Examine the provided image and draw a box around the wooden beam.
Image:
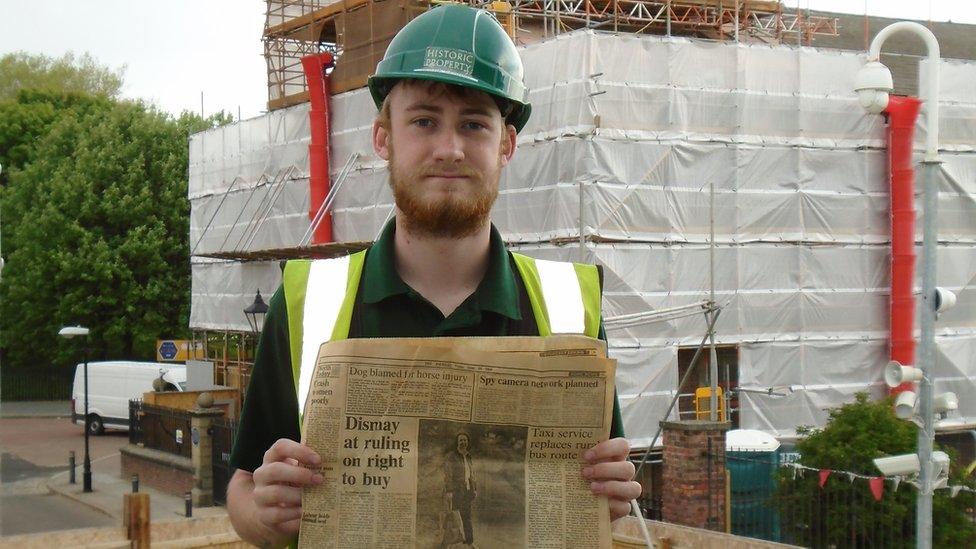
[264,0,371,38]
[124,493,151,548]
[267,90,310,111]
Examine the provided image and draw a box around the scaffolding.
[263,0,838,111]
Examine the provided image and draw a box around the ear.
[373,118,391,161]
[499,124,517,167]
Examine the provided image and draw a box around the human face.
[372,81,517,239]
[457,433,470,453]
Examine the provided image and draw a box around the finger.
[263,439,321,467]
[258,504,303,528]
[609,499,632,521]
[589,480,643,501]
[581,460,636,482]
[253,483,304,507]
[254,461,324,488]
[582,438,630,464]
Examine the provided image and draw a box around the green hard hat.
[367,4,532,132]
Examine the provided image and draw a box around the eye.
[462,120,488,131]
[412,117,434,128]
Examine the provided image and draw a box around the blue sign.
[158,340,179,360]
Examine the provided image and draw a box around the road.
[0,416,128,536]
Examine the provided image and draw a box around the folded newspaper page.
[299,336,616,548]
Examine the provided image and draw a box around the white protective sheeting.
[188,30,976,441]
[190,258,283,332]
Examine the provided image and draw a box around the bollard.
[69,451,76,484]
[184,491,192,517]
[132,474,139,493]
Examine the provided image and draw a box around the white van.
[71,361,186,435]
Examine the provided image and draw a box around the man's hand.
[227,439,322,547]
[581,438,642,521]
[253,439,323,536]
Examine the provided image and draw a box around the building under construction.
[188,0,976,446]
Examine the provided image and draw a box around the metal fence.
[128,400,192,458]
[211,415,238,505]
[1,368,72,401]
[724,453,976,548]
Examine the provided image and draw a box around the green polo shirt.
[230,222,624,474]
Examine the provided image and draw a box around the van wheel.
[87,414,104,436]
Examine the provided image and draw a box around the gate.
[211,415,237,505]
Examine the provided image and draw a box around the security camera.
[933,392,958,415]
[874,453,921,476]
[932,451,951,489]
[894,391,917,420]
[935,287,957,315]
[884,361,924,388]
[854,60,893,114]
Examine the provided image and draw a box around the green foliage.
[0,90,112,184]
[779,393,975,547]
[0,53,229,399]
[0,52,124,101]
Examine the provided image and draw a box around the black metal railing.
[128,400,192,458]
[1,368,72,400]
[211,415,238,505]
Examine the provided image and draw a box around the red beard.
[390,149,500,239]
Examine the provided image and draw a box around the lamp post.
[244,289,269,334]
[59,325,92,493]
[855,22,941,549]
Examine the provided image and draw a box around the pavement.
[1,401,228,533]
[45,451,228,524]
[0,400,72,419]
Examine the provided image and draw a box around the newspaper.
[298,335,616,549]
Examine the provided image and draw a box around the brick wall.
[661,420,729,531]
[121,445,193,497]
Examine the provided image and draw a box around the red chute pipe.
[884,95,922,395]
[301,52,335,244]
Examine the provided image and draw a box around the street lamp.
[59,325,92,493]
[856,21,944,549]
[244,289,269,334]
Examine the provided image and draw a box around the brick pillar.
[190,392,224,507]
[661,420,730,531]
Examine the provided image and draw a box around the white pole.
[709,181,718,421]
[867,22,940,160]
[866,21,941,549]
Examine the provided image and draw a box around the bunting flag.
[818,469,831,488]
[775,461,974,497]
[869,477,885,501]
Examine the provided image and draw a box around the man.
[445,432,476,547]
[226,5,641,547]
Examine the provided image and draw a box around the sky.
[0,0,267,120]
[0,1,973,121]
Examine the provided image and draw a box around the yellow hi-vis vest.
[282,251,602,416]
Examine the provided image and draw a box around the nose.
[431,128,465,164]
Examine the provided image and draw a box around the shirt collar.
[361,219,522,321]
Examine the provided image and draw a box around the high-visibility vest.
[282,251,602,416]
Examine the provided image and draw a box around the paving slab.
[46,453,227,523]
[0,400,71,419]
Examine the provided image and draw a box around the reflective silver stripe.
[298,255,350,413]
[535,258,585,334]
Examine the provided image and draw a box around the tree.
[0,52,124,101]
[0,53,230,399]
[778,393,975,547]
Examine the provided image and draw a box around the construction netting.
[188,30,976,440]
